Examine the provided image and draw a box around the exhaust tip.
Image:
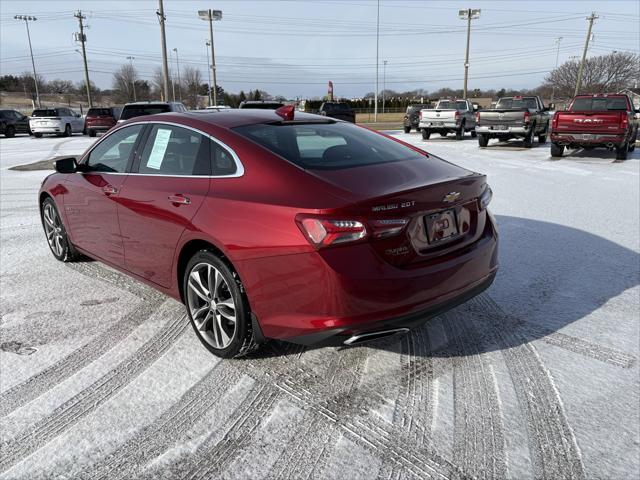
[343,328,410,346]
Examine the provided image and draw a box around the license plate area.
[581,133,595,140]
[425,209,459,244]
[493,125,508,130]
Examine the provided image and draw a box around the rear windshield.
[87,108,112,117]
[323,103,350,112]
[120,104,171,120]
[437,101,467,110]
[32,109,58,117]
[570,97,628,111]
[234,122,424,170]
[495,97,538,109]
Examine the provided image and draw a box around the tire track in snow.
[473,294,587,480]
[0,263,164,417]
[0,314,187,474]
[266,343,372,479]
[85,343,304,480]
[440,312,507,479]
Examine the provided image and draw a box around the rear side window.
[120,104,171,120]
[234,122,424,170]
[570,97,628,111]
[86,125,144,173]
[88,108,112,117]
[138,124,210,176]
[32,109,58,117]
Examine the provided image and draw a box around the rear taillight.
[620,115,629,130]
[552,112,559,130]
[475,112,480,125]
[296,215,409,248]
[523,111,530,125]
[419,111,424,120]
[297,216,367,248]
[479,186,493,210]
[455,111,460,123]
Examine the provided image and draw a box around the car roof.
[128,109,334,129]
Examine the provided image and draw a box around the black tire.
[550,143,564,158]
[629,134,636,152]
[471,129,477,138]
[34,132,43,138]
[439,132,447,137]
[89,129,97,137]
[63,124,72,137]
[523,126,534,148]
[41,197,79,262]
[4,125,15,138]
[538,131,547,144]
[403,126,411,133]
[478,133,489,147]
[455,124,464,140]
[615,142,629,161]
[183,250,257,358]
[422,129,431,140]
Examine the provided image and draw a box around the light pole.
[382,60,387,114]
[198,9,222,106]
[550,37,563,103]
[172,47,182,101]
[126,56,137,101]
[169,49,176,101]
[14,15,40,107]
[205,40,213,106]
[459,8,481,99]
[374,0,380,122]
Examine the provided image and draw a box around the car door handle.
[102,185,118,195]
[168,194,191,205]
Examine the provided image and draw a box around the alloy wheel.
[43,203,65,257]
[186,262,237,349]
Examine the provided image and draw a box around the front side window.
[138,124,210,176]
[234,122,424,170]
[86,125,144,173]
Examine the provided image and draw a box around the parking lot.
[1,132,639,479]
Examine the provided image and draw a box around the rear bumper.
[551,132,627,147]
[85,124,114,131]
[419,121,458,130]
[239,213,499,345]
[476,126,528,135]
[30,126,63,134]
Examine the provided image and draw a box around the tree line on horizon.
[1,52,637,109]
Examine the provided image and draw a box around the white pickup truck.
[418,99,477,140]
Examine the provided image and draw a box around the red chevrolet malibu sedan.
[39,107,498,358]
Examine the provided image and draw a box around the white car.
[29,107,85,137]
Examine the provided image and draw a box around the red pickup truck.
[550,94,639,160]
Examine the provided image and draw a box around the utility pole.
[173,48,182,101]
[550,36,563,103]
[126,56,137,101]
[157,0,170,102]
[199,9,222,107]
[459,8,481,100]
[14,15,40,107]
[374,0,380,122]
[74,11,92,107]
[382,60,387,114]
[205,40,213,106]
[575,12,598,96]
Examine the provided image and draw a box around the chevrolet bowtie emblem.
[443,192,461,203]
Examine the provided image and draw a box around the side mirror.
[55,157,78,174]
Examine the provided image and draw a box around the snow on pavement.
[0,132,638,479]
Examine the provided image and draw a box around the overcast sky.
[1,0,638,99]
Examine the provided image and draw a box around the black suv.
[403,104,430,133]
[0,109,31,137]
[239,101,284,110]
[118,101,187,123]
[318,102,355,123]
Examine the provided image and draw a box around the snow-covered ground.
[0,132,638,479]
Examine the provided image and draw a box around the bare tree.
[182,66,203,109]
[112,64,137,103]
[47,79,75,94]
[544,52,640,99]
